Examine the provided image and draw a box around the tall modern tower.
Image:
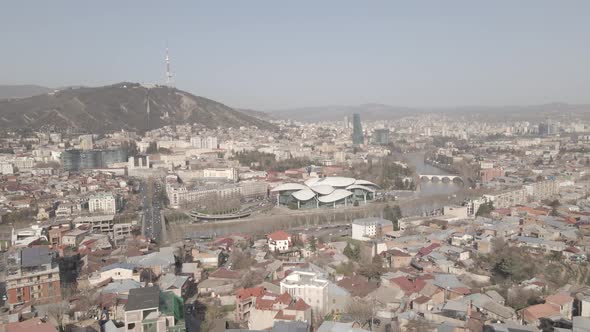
[352,113,364,145]
[165,48,173,86]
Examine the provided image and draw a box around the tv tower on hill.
[146,90,151,131]
[165,48,173,87]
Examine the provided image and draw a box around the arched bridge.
[418,174,463,183]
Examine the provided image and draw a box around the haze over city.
[2,1,590,109]
[2,2,590,332]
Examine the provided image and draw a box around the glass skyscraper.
[352,113,364,145]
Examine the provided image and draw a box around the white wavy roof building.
[271,177,379,204]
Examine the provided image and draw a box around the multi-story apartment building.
[483,188,527,209]
[280,270,329,315]
[524,180,559,202]
[73,215,135,240]
[0,161,14,175]
[6,247,61,307]
[166,184,241,209]
[479,167,505,183]
[203,168,238,182]
[190,136,218,149]
[351,217,393,241]
[13,157,35,170]
[88,193,118,214]
[55,202,83,219]
[124,286,182,332]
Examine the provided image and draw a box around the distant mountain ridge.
[0,85,54,99]
[0,82,275,133]
[267,102,590,122]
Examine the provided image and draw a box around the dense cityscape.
[3,2,590,332]
[0,103,590,332]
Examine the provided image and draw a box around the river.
[403,151,463,197]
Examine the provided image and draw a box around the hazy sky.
[1,1,589,109]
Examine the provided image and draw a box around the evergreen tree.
[343,242,354,259]
[351,243,361,261]
[309,236,317,252]
[476,201,494,217]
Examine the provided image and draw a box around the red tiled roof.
[268,230,291,241]
[255,292,292,310]
[565,247,581,254]
[274,310,296,320]
[524,303,560,320]
[391,277,426,295]
[413,295,431,305]
[289,298,311,311]
[212,237,234,247]
[418,243,440,256]
[337,276,378,297]
[82,238,98,246]
[236,287,266,299]
[277,292,292,305]
[546,294,573,305]
[450,287,471,295]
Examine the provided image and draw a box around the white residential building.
[351,217,393,241]
[483,188,527,209]
[280,270,329,315]
[203,168,238,181]
[524,180,559,202]
[190,136,218,149]
[0,162,14,175]
[88,193,118,214]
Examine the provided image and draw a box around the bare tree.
[46,301,70,331]
[229,250,256,270]
[241,271,264,288]
[346,298,372,327]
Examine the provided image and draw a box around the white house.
[267,231,292,252]
[89,263,140,285]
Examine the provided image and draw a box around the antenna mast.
[165,48,173,86]
[146,90,150,131]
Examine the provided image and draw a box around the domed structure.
[270,176,379,209]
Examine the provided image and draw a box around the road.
[184,302,201,332]
[140,179,164,242]
[290,224,350,242]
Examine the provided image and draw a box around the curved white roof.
[270,183,308,192]
[346,184,376,193]
[353,179,379,188]
[317,189,353,203]
[304,177,321,187]
[310,185,335,195]
[291,189,316,201]
[315,177,356,188]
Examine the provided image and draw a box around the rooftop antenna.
[165,48,173,87]
[146,90,151,131]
